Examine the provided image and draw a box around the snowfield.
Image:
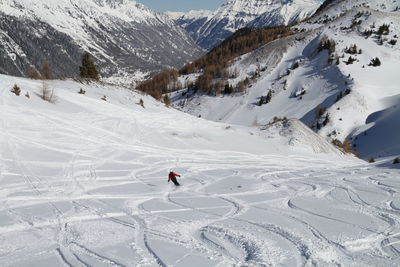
[1,75,400,266]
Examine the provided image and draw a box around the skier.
[168,171,181,186]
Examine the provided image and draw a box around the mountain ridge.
[169,0,320,50]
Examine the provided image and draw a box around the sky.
[136,0,224,12]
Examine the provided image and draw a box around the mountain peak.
[174,0,320,50]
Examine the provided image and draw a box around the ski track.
[1,91,400,266]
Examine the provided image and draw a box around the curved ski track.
[1,89,400,266]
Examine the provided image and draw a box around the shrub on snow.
[11,84,21,96]
[368,57,381,67]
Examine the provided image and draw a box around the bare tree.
[29,67,41,79]
[41,61,52,80]
[40,81,57,103]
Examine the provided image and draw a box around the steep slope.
[171,0,400,159]
[261,118,346,155]
[2,74,400,266]
[173,0,320,50]
[0,0,202,82]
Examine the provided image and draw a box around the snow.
[1,73,400,266]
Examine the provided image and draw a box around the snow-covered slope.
[0,0,202,82]
[261,118,346,155]
[172,0,400,160]
[2,73,400,266]
[173,0,320,50]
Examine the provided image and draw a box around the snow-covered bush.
[137,98,145,108]
[259,90,272,106]
[345,44,360,55]
[294,88,306,98]
[377,24,390,35]
[346,56,356,65]
[322,114,330,126]
[11,84,21,96]
[269,116,288,124]
[363,29,373,38]
[319,36,336,54]
[368,57,381,67]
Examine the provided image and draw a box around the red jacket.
[168,172,180,181]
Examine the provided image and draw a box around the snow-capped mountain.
[172,0,320,50]
[171,0,400,160]
[0,0,202,82]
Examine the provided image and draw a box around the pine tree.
[80,52,99,80]
[266,89,272,103]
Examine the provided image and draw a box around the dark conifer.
[80,52,99,80]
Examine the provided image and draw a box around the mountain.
[165,0,400,160]
[171,0,320,50]
[0,0,202,83]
